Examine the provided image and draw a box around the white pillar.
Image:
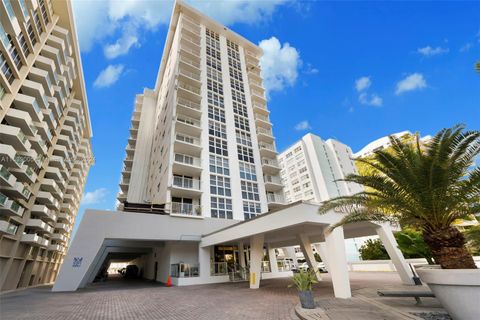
[238,242,246,269]
[249,234,264,289]
[313,243,329,271]
[284,247,298,268]
[376,223,415,285]
[198,245,211,281]
[267,244,279,274]
[324,226,351,298]
[297,234,321,281]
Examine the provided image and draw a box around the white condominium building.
[0,0,92,291]
[354,130,432,159]
[278,133,362,204]
[117,0,283,220]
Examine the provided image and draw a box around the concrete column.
[238,242,246,269]
[198,245,211,281]
[324,226,351,298]
[249,234,264,289]
[267,244,279,274]
[283,247,298,268]
[313,243,329,271]
[376,223,415,285]
[297,234,321,281]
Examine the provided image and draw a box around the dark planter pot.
[298,290,315,309]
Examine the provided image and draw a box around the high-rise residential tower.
[0,0,92,291]
[117,1,283,220]
[278,133,362,204]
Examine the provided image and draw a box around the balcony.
[21,233,49,247]
[55,222,69,233]
[51,232,67,243]
[178,54,201,73]
[177,97,201,118]
[21,79,49,109]
[263,175,283,192]
[26,218,53,234]
[178,68,201,89]
[29,66,55,96]
[174,133,202,156]
[28,135,48,155]
[36,191,60,210]
[45,166,65,187]
[47,243,64,252]
[179,42,200,61]
[176,115,201,137]
[61,203,75,216]
[0,164,17,187]
[181,20,201,37]
[266,192,285,208]
[171,176,201,197]
[181,30,201,48]
[10,164,37,184]
[173,154,202,176]
[41,178,63,199]
[254,113,271,127]
[248,69,262,83]
[177,81,201,102]
[2,181,31,201]
[0,220,18,236]
[261,158,281,174]
[119,178,129,193]
[31,204,57,222]
[0,193,24,217]
[259,143,277,158]
[256,127,274,143]
[57,212,73,224]
[13,93,43,122]
[4,108,37,138]
[0,125,31,152]
[249,79,264,91]
[252,101,269,116]
[168,202,202,218]
[63,194,76,204]
[0,144,21,169]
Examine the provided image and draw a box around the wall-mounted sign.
[73,257,83,268]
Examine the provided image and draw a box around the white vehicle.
[294,262,327,273]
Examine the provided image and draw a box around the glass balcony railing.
[172,176,200,190]
[0,192,7,206]
[170,202,201,216]
[0,166,11,180]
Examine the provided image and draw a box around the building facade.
[0,0,92,291]
[278,133,362,204]
[117,1,283,220]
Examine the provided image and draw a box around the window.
[207,78,223,95]
[210,175,231,196]
[174,153,194,165]
[209,155,229,175]
[211,197,232,219]
[209,120,227,139]
[234,115,249,131]
[235,130,252,147]
[207,66,222,82]
[207,91,224,108]
[243,201,261,220]
[239,162,257,181]
[3,0,15,18]
[0,52,14,84]
[232,101,248,117]
[293,186,301,193]
[294,146,302,153]
[237,146,254,163]
[299,166,307,174]
[208,105,225,123]
[209,136,228,156]
[241,181,260,201]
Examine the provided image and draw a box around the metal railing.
[174,153,201,167]
[257,127,273,136]
[259,143,276,152]
[170,263,199,278]
[264,175,282,184]
[255,113,270,122]
[172,176,200,190]
[176,115,201,128]
[178,81,201,95]
[267,193,285,204]
[175,133,200,146]
[170,202,201,216]
[177,97,201,111]
[261,158,280,167]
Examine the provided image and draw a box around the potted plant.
[289,269,318,309]
[318,125,479,320]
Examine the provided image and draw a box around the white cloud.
[73,0,289,57]
[294,120,311,131]
[417,46,449,57]
[395,73,427,95]
[104,33,139,59]
[259,37,300,93]
[359,92,383,107]
[81,188,108,205]
[355,76,371,92]
[459,43,473,53]
[304,63,319,75]
[93,65,125,88]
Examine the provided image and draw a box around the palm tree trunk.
[423,227,477,269]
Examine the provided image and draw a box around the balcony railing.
[267,193,285,204]
[257,127,273,136]
[176,115,201,128]
[174,153,201,167]
[178,81,201,96]
[172,176,200,190]
[169,202,201,216]
[261,158,280,167]
[259,143,276,152]
[264,175,282,185]
[175,133,200,146]
[179,68,200,81]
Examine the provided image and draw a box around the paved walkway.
[0,272,446,320]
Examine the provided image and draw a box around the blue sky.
[71,0,480,233]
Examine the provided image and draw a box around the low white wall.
[348,256,480,272]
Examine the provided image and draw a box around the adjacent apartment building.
[116,1,283,220]
[278,133,362,204]
[0,0,92,291]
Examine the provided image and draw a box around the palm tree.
[318,124,479,269]
[476,61,480,73]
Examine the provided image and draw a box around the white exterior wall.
[117,2,281,220]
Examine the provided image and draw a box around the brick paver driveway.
[0,272,405,320]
